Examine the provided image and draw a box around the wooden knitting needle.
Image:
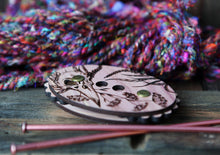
[22,120,220,133]
[11,130,146,155]
[12,125,220,154]
[12,119,220,154]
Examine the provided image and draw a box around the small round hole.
[96,81,108,87]
[112,85,125,91]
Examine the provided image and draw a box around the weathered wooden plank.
[0,88,220,154]
[202,79,220,91]
[167,79,203,91]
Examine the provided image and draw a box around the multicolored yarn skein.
[0,0,219,90]
[200,28,220,81]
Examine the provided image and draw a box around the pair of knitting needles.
[11,119,220,154]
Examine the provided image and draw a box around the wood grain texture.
[202,79,220,91]
[0,88,220,155]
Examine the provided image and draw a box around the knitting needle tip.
[11,144,17,155]
[22,122,27,133]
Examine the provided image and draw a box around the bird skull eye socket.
[72,75,85,82]
[64,80,77,85]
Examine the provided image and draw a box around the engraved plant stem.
[64,87,99,106]
[81,65,102,107]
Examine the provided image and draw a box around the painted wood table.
[0,83,220,154]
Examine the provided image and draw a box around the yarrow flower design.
[108,98,121,107]
[123,92,138,101]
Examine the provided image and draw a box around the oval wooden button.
[47,65,177,117]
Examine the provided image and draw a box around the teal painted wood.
[0,88,220,154]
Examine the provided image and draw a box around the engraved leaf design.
[152,92,167,107]
[107,98,121,107]
[67,95,89,102]
[49,72,61,84]
[134,102,148,111]
[123,92,138,101]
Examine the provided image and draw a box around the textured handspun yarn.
[200,28,220,81]
[0,0,219,90]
